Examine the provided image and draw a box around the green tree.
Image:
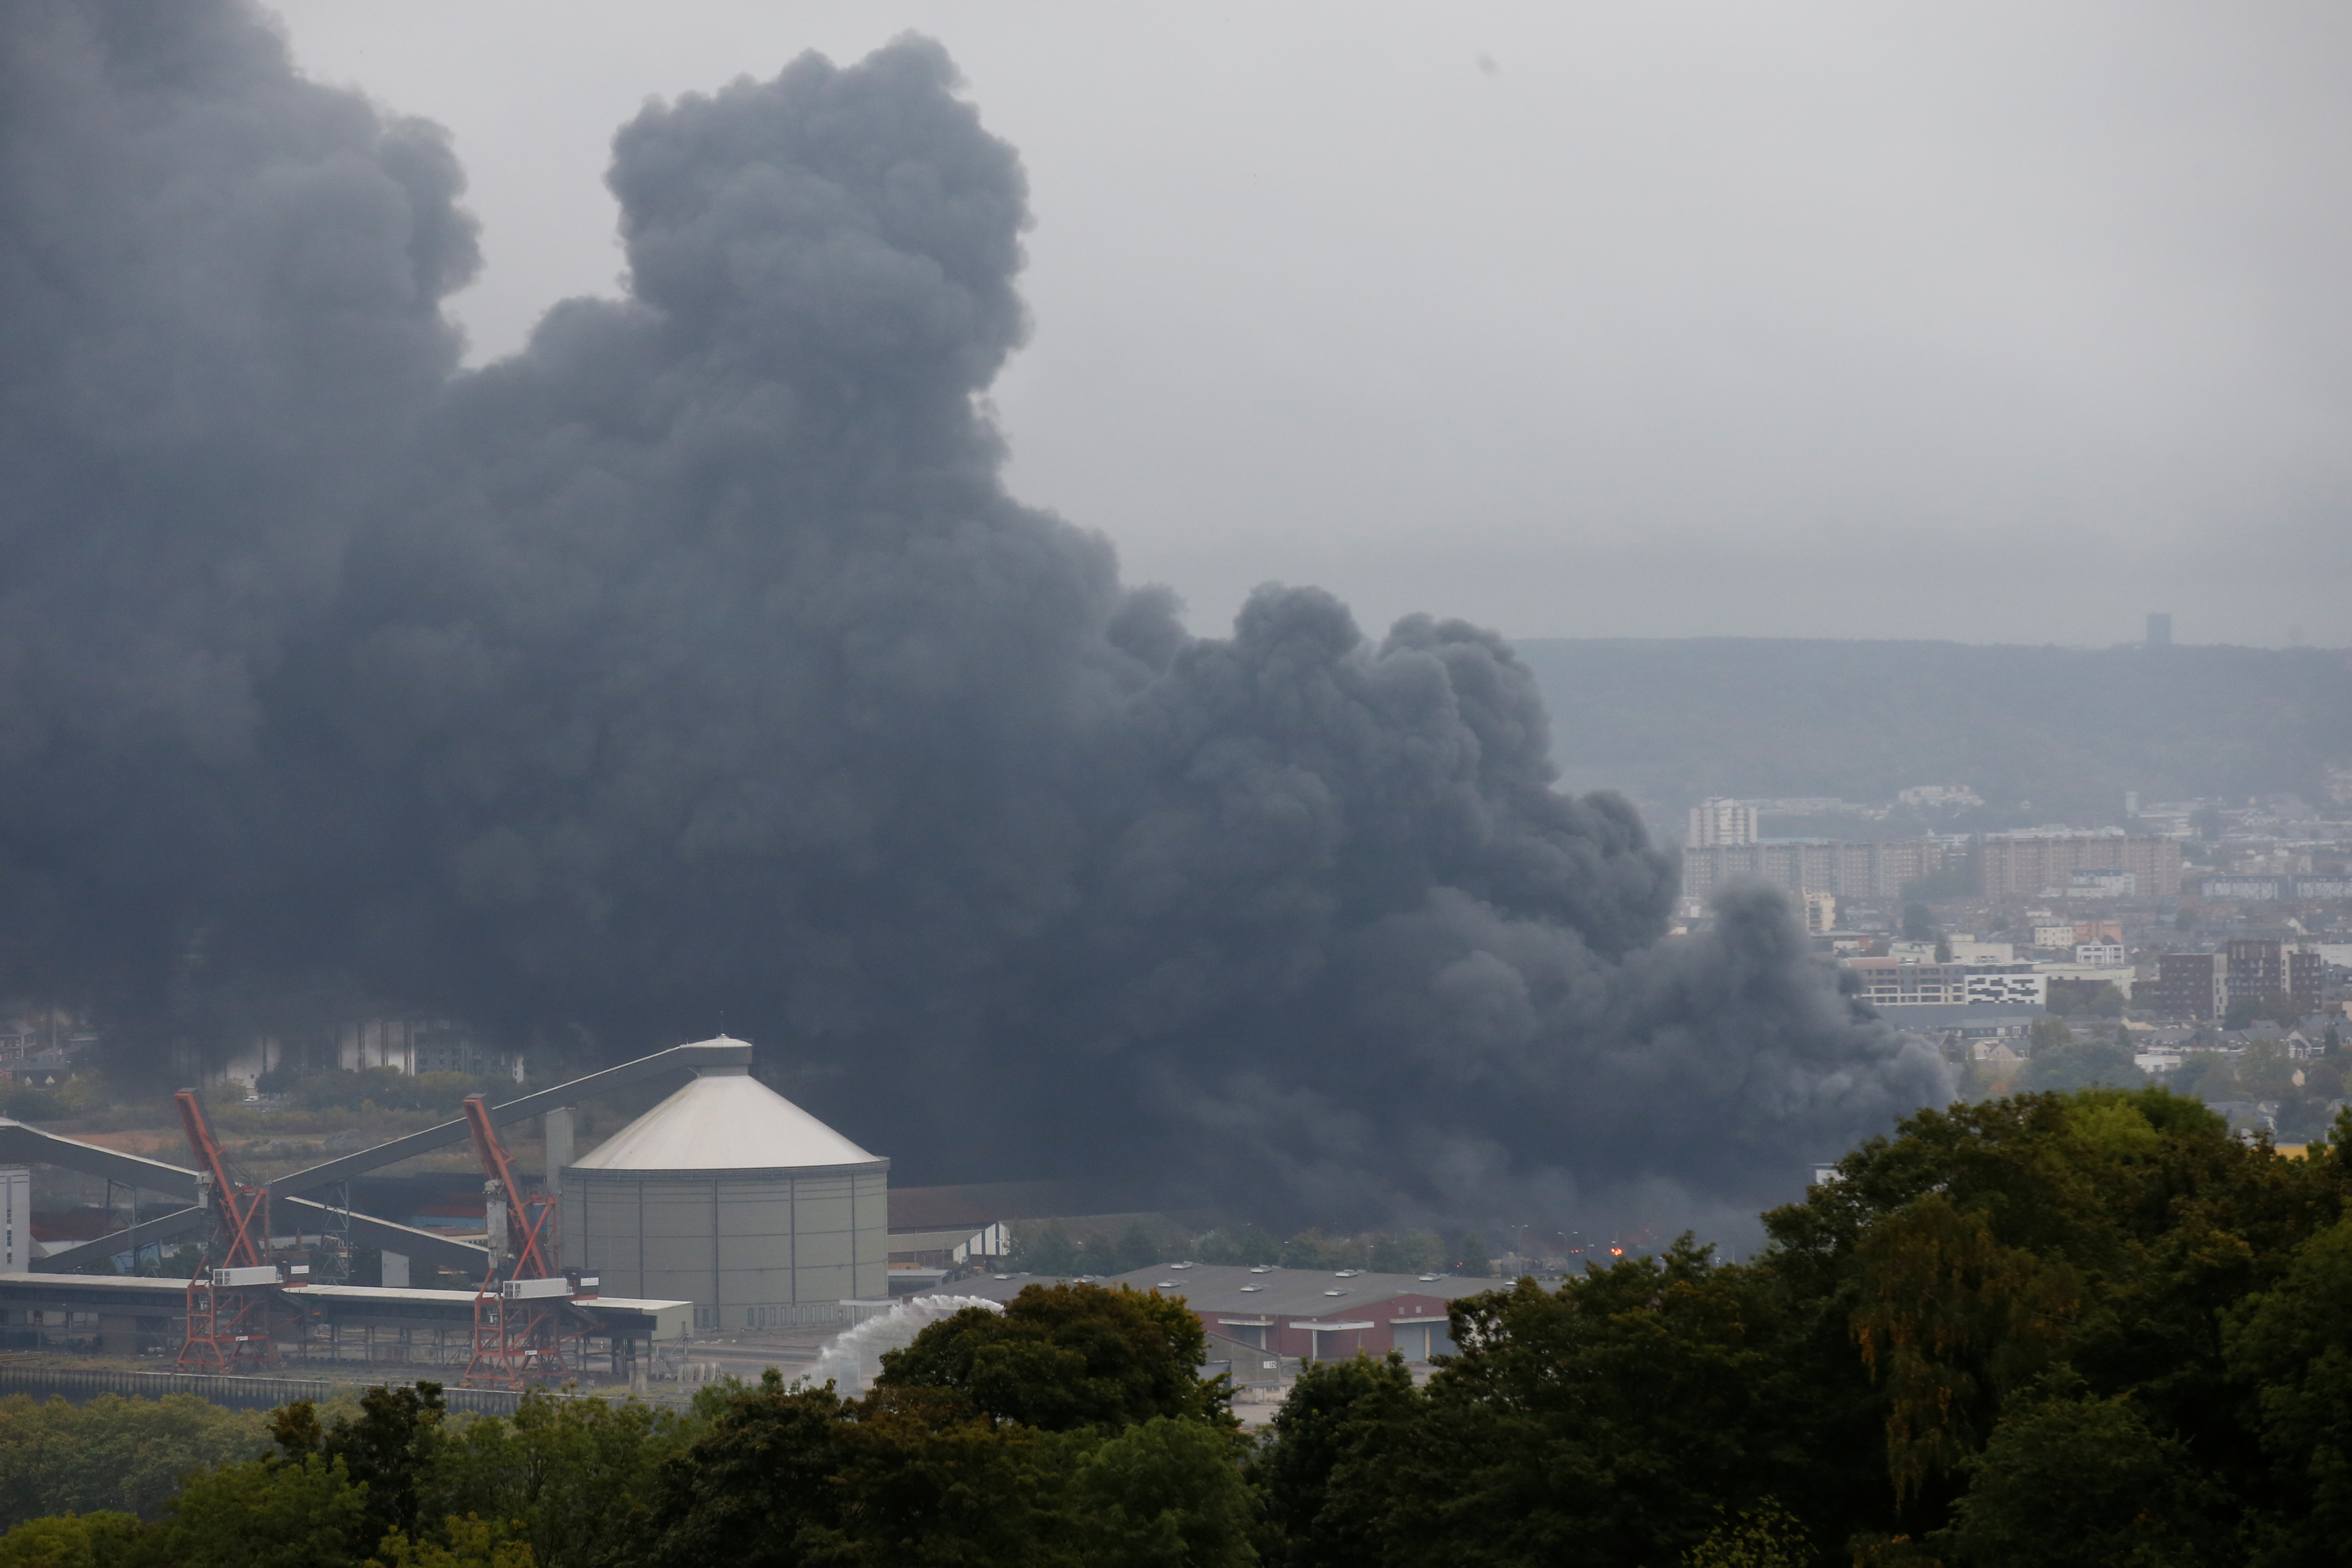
[1367,1233,1442,1275]
[1681,1498,1815,1568]
[1246,1354,1417,1568]
[642,1377,852,1568]
[2237,1039,2304,1102]
[0,1512,142,1568]
[270,1383,447,1551]
[1451,1233,1492,1278]
[368,1516,535,1568]
[1302,1245,1815,1568]
[2224,1207,2352,1566]
[1010,1220,1081,1277]
[1763,1086,2329,1545]
[877,1282,1227,1432]
[423,1389,694,1568]
[642,1374,1078,1568]
[1107,1221,1165,1274]
[1196,1228,1280,1268]
[1194,1230,1243,1265]
[1068,1416,1254,1568]
[1278,1233,1355,1271]
[143,1454,370,1568]
[2027,1016,2073,1054]
[2226,997,2262,1031]
[0,1394,269,1529]
[1903,903,1935,941]
[1935,1373,2226,1567]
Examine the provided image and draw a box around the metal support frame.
[268,1040,748,1202]
[171,1089,298,1372]
[458,1095,590,1390]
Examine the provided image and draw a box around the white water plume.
[801,1295,1004,1396]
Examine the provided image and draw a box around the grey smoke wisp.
[0,1,1950,1234]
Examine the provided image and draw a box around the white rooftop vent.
[569,1037,879,1172]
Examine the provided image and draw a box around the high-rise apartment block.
[1681,839,1949,901]
[1687,798,1759,847]
[2223,938,2326,1015]
[2154,952,2228,1021]
[2223,938,2285,1005]
[1974,835,2182,900]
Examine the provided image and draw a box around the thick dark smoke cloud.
[0,0,1949,1235]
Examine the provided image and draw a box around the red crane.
[460,1093,586,1388]
[174,1089,292,1370]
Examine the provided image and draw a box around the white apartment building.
[2075,943,2127,967]
[1687,798,1759,847]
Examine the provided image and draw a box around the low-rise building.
[1843,960,2047,1009]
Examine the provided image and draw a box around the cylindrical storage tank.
[560,1038,887,1329]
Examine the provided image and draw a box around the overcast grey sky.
[271,0,2352,649]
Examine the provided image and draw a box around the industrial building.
[954,1263,1496,1364]
[561,1046,890,1327]
[0,1269,687,1371]
[0,1033,889,1374]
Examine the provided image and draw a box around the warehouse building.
[950,1264,1498,1364]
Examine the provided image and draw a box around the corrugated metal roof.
[569,1039,880,1172]
[939,1263,1501,1318]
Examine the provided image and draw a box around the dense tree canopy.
[874,1282,1224,1432]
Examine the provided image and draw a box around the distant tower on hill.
[2146,612,2172,647]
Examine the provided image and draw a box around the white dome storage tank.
[560,1037,887,1327]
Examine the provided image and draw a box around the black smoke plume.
[0,1,1950,1236]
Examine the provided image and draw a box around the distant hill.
[1512,639,2352,833]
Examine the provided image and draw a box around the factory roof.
[570,1040,881,1172]
[937,1263,1504,1319]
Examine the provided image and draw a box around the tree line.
[9,1085,2352,1564]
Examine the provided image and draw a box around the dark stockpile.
[0,1,1949,1234]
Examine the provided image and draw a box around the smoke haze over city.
[0,0,1954,1237]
